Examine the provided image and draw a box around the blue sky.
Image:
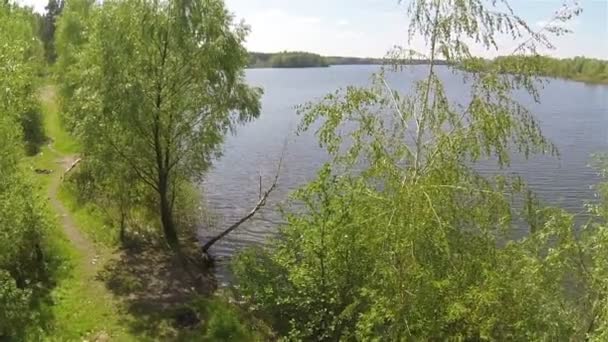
[223,0,608,59]
[18,0,608,59]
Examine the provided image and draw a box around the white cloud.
[335,30,362,40]
[242,8,399,57]
[299,16,321,24]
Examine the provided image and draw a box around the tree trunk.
[159,177,179,250]
[119,209,126,243]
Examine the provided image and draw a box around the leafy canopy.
[0,2,45,155]
[0,3,54,338]
[232,0,608,340]
[56,0,261,247]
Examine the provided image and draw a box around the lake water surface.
[200,65,608,284]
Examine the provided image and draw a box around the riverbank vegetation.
[51,0,269,338]
[0,4,58,339]
[233,1,608,340]
[55,0,262,251]
[3,0,608,340]
[1,0,269,339]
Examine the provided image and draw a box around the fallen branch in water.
[202,149,285,255]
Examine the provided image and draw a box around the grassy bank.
[32,83,271,340]
[29,85,139,341]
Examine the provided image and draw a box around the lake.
[200,65,608,284]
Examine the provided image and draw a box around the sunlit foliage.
[233,1,608,340]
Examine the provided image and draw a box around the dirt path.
[40,85,111,275]
[48,155,108,275]
[38,85,215,340]
[38,86,136,341]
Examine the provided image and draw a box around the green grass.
[43,216,138,342]
[39,85,80,155]
[29,83,139,341]
[58,186,121,248]
[36,83,119,249]
[24,146,57,189]
[32,82,272,341]
[26,158,138,340]
[178,296,273,342]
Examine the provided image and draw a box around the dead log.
[65,158,82,175]
[202,151,284,255]
[61,158,82,181]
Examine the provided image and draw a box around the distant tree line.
[464,55,608,84]
[249,52,329,68]
[325,56,383,65]
[249,51,450,68]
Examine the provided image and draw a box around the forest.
[507,56,608,83]
[249,52,386,68]
[467,55,608,84]
[248,51,448,68]
[249,52,330,68]
[2,0,608,340]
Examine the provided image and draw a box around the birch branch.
[202,148,285,254]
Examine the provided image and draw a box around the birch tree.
[233,0,592,340]
[60,0,261,249]
[0,3,53,338]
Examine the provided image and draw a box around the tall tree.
[0,2,45,154]
[59,0,261,249]
[0,3,53,339]
[54,0,94,131]
[40,0,64,63]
